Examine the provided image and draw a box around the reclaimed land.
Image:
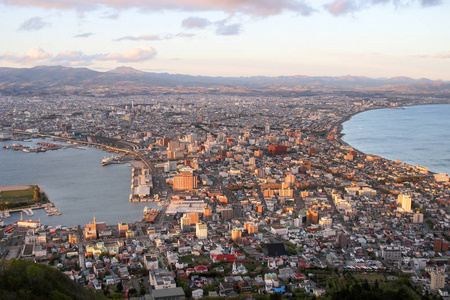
[0,185,49,210]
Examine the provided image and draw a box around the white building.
[196,221,208,239]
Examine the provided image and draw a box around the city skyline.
[0,0,449,80]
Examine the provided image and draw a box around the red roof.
[194,265,208,271]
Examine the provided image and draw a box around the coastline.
[334,102,450,174]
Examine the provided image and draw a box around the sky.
[0,0,449,80]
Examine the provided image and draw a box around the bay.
[342,104,450,175]
[0,139,157,227]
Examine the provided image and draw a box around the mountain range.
[0,65,449,96]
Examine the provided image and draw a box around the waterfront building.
[118,222,129,238]
[84,216,106,240]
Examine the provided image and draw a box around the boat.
[3,211,10,218]
[143,206,149,214]
[102,155,123,166]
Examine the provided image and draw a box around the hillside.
[0,259,106,300]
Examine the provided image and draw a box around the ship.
[101,155,123,166]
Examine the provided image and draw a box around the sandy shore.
[0,185,32,192]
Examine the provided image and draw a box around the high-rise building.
[430,270,446,290]
[412,213,424,223]
[220,208,233,221]
[397,194,412,212]
[244,222,258,234]
[232,228,242,242]
[285,174,295,185]
[187,212,199,225]
[196,222,208,239]
[306,209,319,224]
[180,215,191,232]
[173,169,197,191]
[203,206,211,220]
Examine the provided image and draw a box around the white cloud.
[0,46,157,66]
[114,33,194,41]
[0,47,53,64]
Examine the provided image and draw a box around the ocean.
[342,104,450,175]
[0,139,158,227]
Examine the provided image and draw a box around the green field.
[0,185,48,210]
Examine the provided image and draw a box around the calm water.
[0,139,157,227]
[342,104,450,174]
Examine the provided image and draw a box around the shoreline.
[334,102,450,174]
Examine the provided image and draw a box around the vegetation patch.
[0,185,49,210]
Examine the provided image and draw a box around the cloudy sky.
[0,0,449,80]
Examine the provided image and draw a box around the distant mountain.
[108,66,144,74]
[0,65,448,95]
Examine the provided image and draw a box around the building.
[196,221,208,239]
[381,246,401,261]
[84,216,107,240]
[149,269,177,290]
[180,215,191,232]
[306,209,319,224]
[397,194,412,212]
[412,213,424,223]
[118,222,129,238]
[232,228,242,242]
[151,287,185,300]
[434,237,450,252]
[173,169,197,191]
[268,145,287,155]
[319,217,332,228]
[220,208,233,221]
[430,270,446,290]
[244,222,258,234]
[187,212,199,225]
[203,206,211,220]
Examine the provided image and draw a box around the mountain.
[108,66,144,75]
[0,65,448,95]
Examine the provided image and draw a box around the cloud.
[115,35,161,41]
[0,46,157,66]
[74,32,94,38]
[433,53,450,59]
[324,0,359,16]
[420,0,442,7]
[182,17,212,29]
[0,0,316,17]
[98,46,157,63]
[324,0,444,16]
[115,33,194,41]
[18,17,50,31]
[216,23,242,36]
[0,47,53,64]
